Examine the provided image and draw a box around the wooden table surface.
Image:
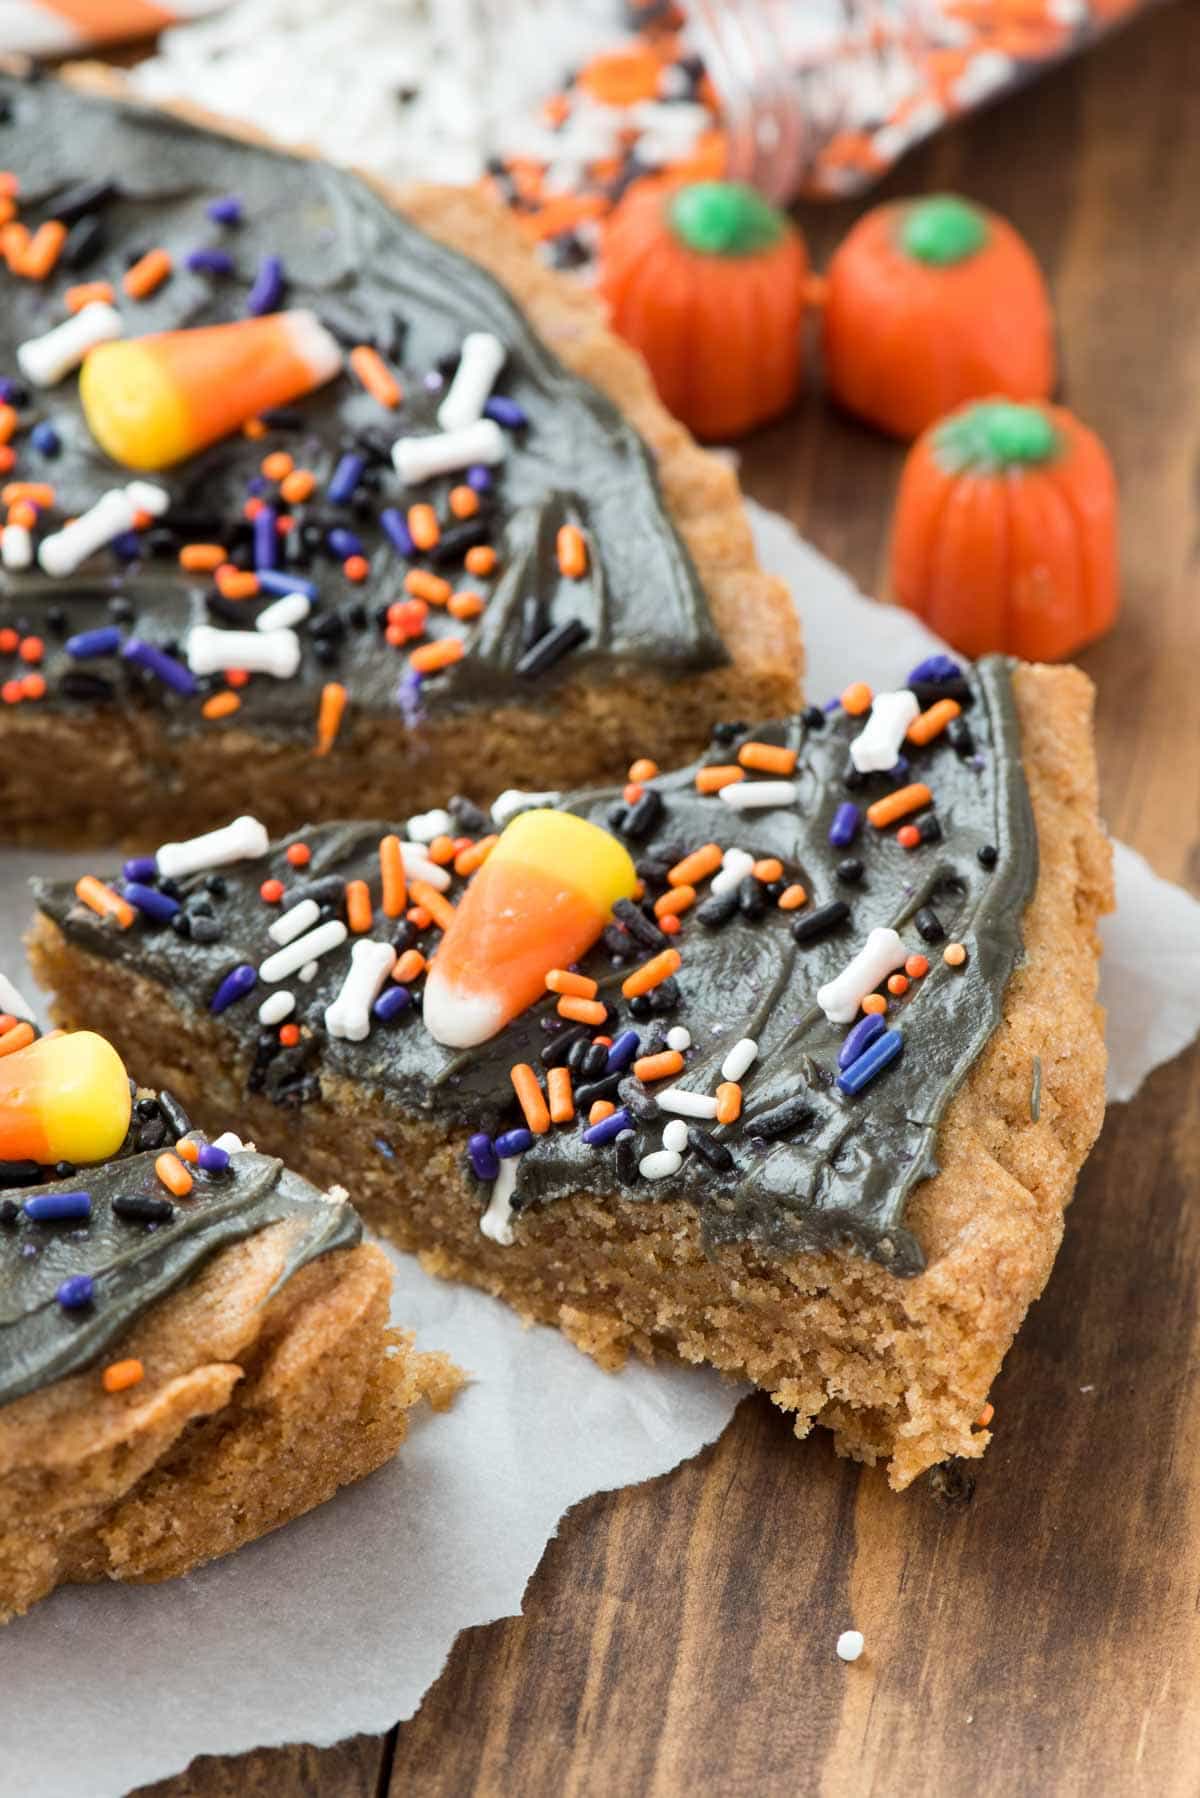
[134,5,1200,1793]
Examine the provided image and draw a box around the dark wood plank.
[130,1734,391,1798]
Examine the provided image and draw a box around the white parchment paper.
[0,503,1196,1797]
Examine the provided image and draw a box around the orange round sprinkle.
[621,947,682,998]
[556,522,588,578]
[279,1023,301,1048]
[896,824,921,849]
[454,835,497,877]
[588,1099,617,1126]
[408,503,440,551]
[202,691,241,725]
[548,1065,575,1124]
[280,467,317,504]
[243,417,268,440]
[887,973,910,997]
[345,878,373,933]
[179,542,226,572]
[426,834,456,865]
[449,589,484,621]
[102,1359,144,1394]
[259,878,284,903]
[405,569,452,605]
[632,1049,685,1083]
[225,669,251,689]
[314,681,348,756]
[840,681,874,716]
[409,637,465,675]
[286,842,311,867]
[738,741,797,776]
[628,758,658,783]
[861,993,888,1016]
[660,914,681,935]
[668,843,722,888]
[464,545,497,576]
[0,629,13,654]
[156,1151,193,1198]
[904,954,929,979]
[65,280,115,313]
[654,885,694,919]
[394,949,426,984]
[174,1138,200,1163]
[449,485,480,519]
[752,858,783,884]
[18,673,44,700]
[261,450,294,481]
[546,968,598,998]
[695,765,744,794]
[557,995,608,1026]
[623,783,643,806]
[866,783,933,830]
[1,680,21,706]
[216,565,260,601]
[407,905,432,930]
[943,942,968,968]
[350,344,402,408]
[976,1402,995,1430]
[343,554,369,582]
[123,246,172,299]
[907,698,962,746]
[715,1082,742,1125]
[511,1063,551,1135]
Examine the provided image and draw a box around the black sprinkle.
[613,897,667,950]
[751,1096,815,1139]
[575,1071,624,1110]
[158,1090,191,1139]
[916,814,943,845]
[0,1198,20,1224]
[282,876,347,914]
[791,901,851,944]
[909,677,971,709]
[58,670,115,703]
[836,858,864,883]
[737,875,767,920]
[695,891,739,930]
[618,1077,658,1121]
[647,977,680,1014]
[112,1194,175,1224]
[802,705,827,730]
[915,905,945,944]
[48,176,118,222]
[619,790,665,842]
[515,618,589,678]
[135,1119,168,1152]
[62,214,107,269]
[429,518,490,566]
[946,716,976,757]
[541,1024,590,1069]
[449,794,490,835]
[520,594,549,652]
[0,1164,39,1190]
[614,1131,640,1185]
[686,1128,734,1172]
[977,844,998,868]
[566,1035,593,1073]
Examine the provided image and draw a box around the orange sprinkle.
[408,504,440,551]
[449,589,484,621]
[102,1359,144,1394]
[861,993,888,1016]
[175,1138,200,1163]
[976,1402,995,1430]
[0,1021,36,1058]
[464,545,497,577]
[7,499,35,528]
[0,1015,15,1034]
[753,858,783,884]
[578,42,662,106]
[840,681,874,716]
[407,905,432,931]
[557,995,608,1026]
[280,467,317,504]
[738,741,797,776]
[623,783,643,807]
[343,554,369,582]
[179,542,226,572]
[0,196,13,227]
[628,758,658,782]
[715,1082,742,1126]
[632,1049,685,1083]
[314,681,348,756]
[405,569,452,605]
[887,973,910,997]
[2,222,30,273]
[65,280,114,313]
[622,948,682,999]
[511,1063,551,1135]
[588,1099,616,1126]
[905,953,929,979]
[202,691,241,720]
[668,843,722,888]
[216,565,260,601]
[19,672,45,701]
[75,875,134,929]
[243,417,268,440]
[0,172,19,198]
[409,638,465,675]
[122,247,172,299]
[286,843,311,867]
[449,484,480,519]
[546,968,598,999]
[896,825,921,850]
[394,949,426,984]
[866,784,933,829]
[943,942,968,968]
[409,880,456,931]
[654,885,694,920]
[279,1023,301,1048]
[3,482,54,507]
[548,1064,575,1124]
[345,878,373,934]
[243,497,266,522]
[261,450,294,481]
[21,220,66,281]
[380,834,407,917]
[427,835,456,865]
[0,447,14,474]
[225,669,251,689]
[259,878,284,904]
[660,915,681,936]
[156,1151,193,1198]
[695,764,744,795]
[556,523,588,578]
[454,834,497,877]
[350,343,402,408]
[907,698,962,746]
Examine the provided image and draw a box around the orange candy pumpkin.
[824,195,1054,440]
[890,399,1118,662]
[599,180,809,440]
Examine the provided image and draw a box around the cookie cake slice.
[0,1012,458,1624]
[28,653,1111,1489]
[0,67,798,846]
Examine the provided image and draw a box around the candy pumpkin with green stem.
[890,399,1118,662]
[823,195,1055,440]
[599,180,809,440]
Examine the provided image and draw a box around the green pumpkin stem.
[933,402,1060,474]
[668,182,785,258]
[901,195,988,267]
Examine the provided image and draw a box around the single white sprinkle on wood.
[836,1630,865,1663]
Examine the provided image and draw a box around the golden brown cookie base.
[29,666,1111,1490]
[3,68,801,849]
[0,1224,460,1623]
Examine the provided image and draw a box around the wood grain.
[132,3,1199,1792]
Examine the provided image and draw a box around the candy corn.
[423,810,637,1048]
[79,311,343,471]
[0,1031,132,1167]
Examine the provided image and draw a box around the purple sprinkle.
[495,1128,533,1159]
[123,881,180,922]
[582,1106,631,1146]
[327,525,362,559]
[110,530,142,562]
[207,194,243,225]
[257,568,317,600]
[829,802,862,849]
[30,420,60,456]
[373,984,412,1022]
[246,254,284,316]
[56,1273,95,1310]
[468,1132,500,1181]
[837,1012,886,1071]
[837,1028,903,1096]
[327,452,365,505]
[484,395,527,430]
[122,637,198,696]
[380,507,414,557]
[25,1192,92,1224]
[186,247,235,276]
[197,1144,230,1173]
[0,377,21,404]
[908,653,961,685]
[66,625,122,659]
[246,473,270,496]
[253,505,278,571]
[123,855,157,882]
[422,370,444,392]
[211,964,257,1014]
[824,695,842,713]
[605,1029,641,1074]
[465,465,493,492]
[888,756,911,782]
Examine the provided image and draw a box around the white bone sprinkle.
[850,690,920,774]
[436,332,505,431]
[38,489,136,579]
[817,927,907,1025]
[391,418,505,484]
[324,939,397,1041]
[187,625,300,679]
[17,300,122,387]
[156,815,269,880]
[480,1156,520,1245]
[711,848,754,896]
